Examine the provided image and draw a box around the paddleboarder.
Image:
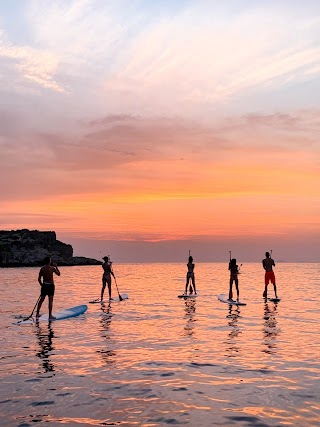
[36,256,61,320]
[184,255,197,295]
[228,258,240,302]
[101,256,115,301]
[262,251,278,299]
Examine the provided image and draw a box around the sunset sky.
[0,1,319,262]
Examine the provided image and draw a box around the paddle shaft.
[17,294,41,323]
[109,258,123,301]
[98,256,124,303]
[113,275,123,301]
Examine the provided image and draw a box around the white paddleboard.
[14,304,88,324]
[89,293,128,303]
[178,293,198,299]
[218,294,246,306]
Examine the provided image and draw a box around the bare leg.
[107,276,112,299]
[48,296,56,320]
[36,295,46,317]
[273,283,278,299]
[192,276,197,294]
[235,279,239,301]
[229,278,233,300]
[185,275,189,294]
[101,280,106,301]
[189,281,193,294]
[263,285,268,299]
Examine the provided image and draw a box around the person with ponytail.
[101,256,115,301]
[228,258,240,302]
[184,255,197,295]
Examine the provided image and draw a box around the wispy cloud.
[102,3,320,112]
[0,35,64,92]
[0,1,319,255]
[2,1,320,110]
[0,111,318,207]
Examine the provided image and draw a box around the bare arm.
[52,263,61,276]
[38,269,43,285]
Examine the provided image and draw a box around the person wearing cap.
[101,256,115,301]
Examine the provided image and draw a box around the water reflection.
[262,301,280,354]
[35,322,55,374]
[225,305,242,358]
[97,302,116,365]
[183,299,197,337]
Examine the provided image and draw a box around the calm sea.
[0,263,319,427]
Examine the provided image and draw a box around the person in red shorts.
[262,251,278,299]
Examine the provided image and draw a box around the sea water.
[0,263,319,426]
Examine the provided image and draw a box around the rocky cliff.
[0,229,101,267]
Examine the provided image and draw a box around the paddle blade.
[16,316,32,324]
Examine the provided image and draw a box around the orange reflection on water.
[2,263,320,426]
[262,301,280,355]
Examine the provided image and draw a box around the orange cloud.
[1,112,318,243]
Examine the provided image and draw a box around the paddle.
[113,275,123,301]
[109,259,123,301]
[16,295,41,324]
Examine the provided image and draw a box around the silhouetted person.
[262,252,278,299]
[101,256,115,301]
[228,258,240,301]
[184,256,197,295]
[36,256,60,320]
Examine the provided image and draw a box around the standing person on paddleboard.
[184,256,197,295]
[101,256,115,301]
[262,252,278,299]
[36,256,61,320]
[228,258,240,302]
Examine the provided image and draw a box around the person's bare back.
[36,257,60,319]
[39,265,57,284]
[262,257,275,272]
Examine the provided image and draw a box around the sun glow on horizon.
[0,1,319,259]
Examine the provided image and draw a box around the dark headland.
[0,229,101,267]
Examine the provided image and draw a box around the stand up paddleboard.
[218,294,246,306]
[267,297,281,302]
[178,293,198,299]
[89,293,128,303]
[14,305,88,325]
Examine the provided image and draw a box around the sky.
[0,0,319,262]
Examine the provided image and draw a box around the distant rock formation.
[0,229,101,267]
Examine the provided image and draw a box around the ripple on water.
[0,264,320,426]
